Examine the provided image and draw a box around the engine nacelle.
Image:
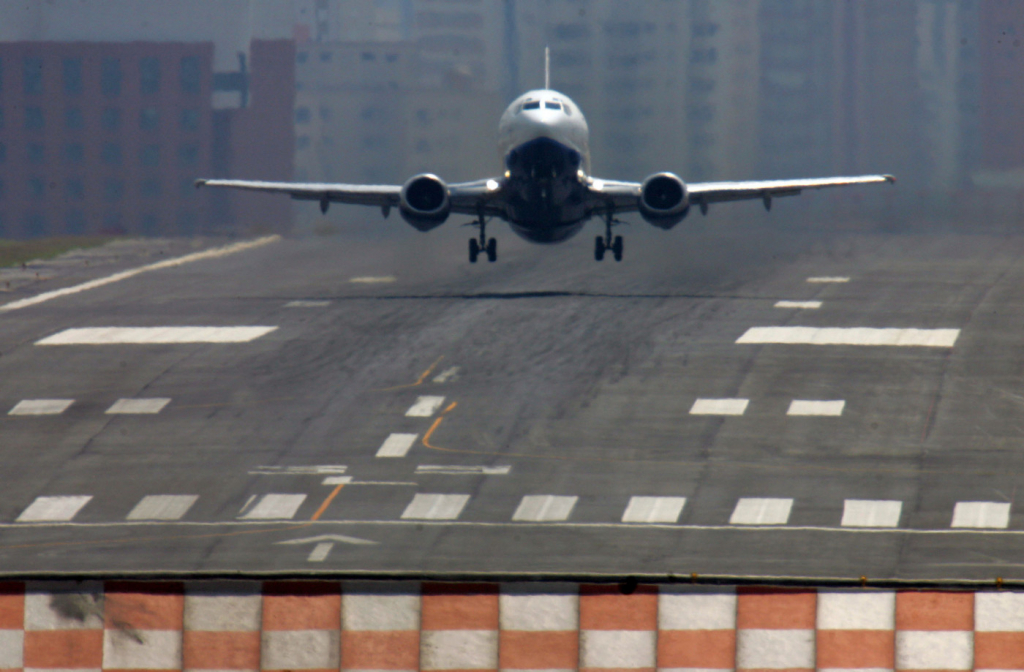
[400,173,451,231]
[639,172,690,229]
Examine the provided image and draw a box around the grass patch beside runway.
[0,236,117,268]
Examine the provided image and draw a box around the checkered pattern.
[5,582,1024,669]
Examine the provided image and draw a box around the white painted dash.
[322,476,353,486]
[432,366,461,383]
[736,326,960,347]
[806,276,850,283]
[622,496,687,523]
[405,396,445,417]
[106,398,171,414]
[36,326,278,345]
[787,400,845,416]
[126,495,198,520]
[249,465,347,475]
[308,542,334,562]
[400,493,470,520]
[689,398,749,416]
[17,495,92,522]
[729,497,793,525]
[349,276,396,284]
[8,399,74,416]
[951,501,1011,529]
[841,499,902,528]
[774,300,822,309]
[285,300,331,308]
[512,495,578,522]
[416,465,511,475]
[376,433,418,458]
[239,494,307,520]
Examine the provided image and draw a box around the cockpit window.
[545,101,562,110]
[522,101,541,110]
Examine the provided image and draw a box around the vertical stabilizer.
[544,45,550,90]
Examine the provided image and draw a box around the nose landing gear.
[468,214,497,263]
[594,212,624,262]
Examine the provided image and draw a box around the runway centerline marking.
[730,498,793,525]
[376,356,445,392]
[841,500,902,528]
[513,495,578,522]
[775,300,822,309]
[37,326,278,345]
[806,276,850,283]
[8,399,74,416]
[349,276,397,284]
[622,496,687,523]
[106,398,171,415]
[951,502,1011,529]
[787,400,845,416]
[285,300,331,308]
[405,395,446,417]
[126,495,198,521]
[0,235,280,312]
[736,326,960,347]
[416,465,511,475]
[690,398,749,416]
[239,494,307,520]
[17,496,92,522]
[401,493,470,520]
[376,433,418,458]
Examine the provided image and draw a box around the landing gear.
[468,213,497,263]
[594,212,625,262]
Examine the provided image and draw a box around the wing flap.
[688,174,894,205]
[195,179,402,207]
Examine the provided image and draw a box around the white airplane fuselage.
[496,89,594,243]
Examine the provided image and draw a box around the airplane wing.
[589,174,895,214]
[195,178,505,217]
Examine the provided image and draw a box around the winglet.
[883,174,896,184]
[194,179,207,189]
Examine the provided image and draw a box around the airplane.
[196,52,894,264]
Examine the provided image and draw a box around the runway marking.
[376,433,418,458]
[806,276,849,283]
[286,300,331,308]
[249,465,347,476]
[729,498,794,525]
[736,326,960,347]
[0,235,280,313]
[126,495,198,521]
[622,496,687,523]
[432,366,461,383]
[105,398,171,415]
[689,398,749,416]
[787,400,845,416]
[239,494,307,520]
[37,326,278,345]
[775,300,822,309]
[841,499,902,528]
[951,501,1011,529]
[405,395,446,417]
[307,542,333,561]
[513,495,578,522]
[349,276,396,283]
[376,356,445,392]
[16,496,92,522]
[400,493,470,520]
[416,465,511,475]
[321,476,353,486]
[311,483,346,521]
[8,399,74,416]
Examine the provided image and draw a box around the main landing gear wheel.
[486,237,497,262]
[612,235,623,262]
[595,213,625,262]
[468,213,497,263]
[469,238,480,263]
[594,236,606,261]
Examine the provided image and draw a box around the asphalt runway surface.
[2,214,1024,581]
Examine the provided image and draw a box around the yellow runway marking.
[311,484,346,521]
[376,356,445,392]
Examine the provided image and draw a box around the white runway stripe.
[689,398,749,416]
[729,498,793,525]
[774,300,822,309]
[349,276,396,283]
[787,400,845,416]
[416,465,511,475]
[285,300,331,308]
[376,433,418,458]
[8,399,74,415]
[841,499,903,528]
[239,494,307,520]
[512,495,578,522]
[806,276,849,283]
[37,326,278,345]
[622,496,687,523]
[106,398,171,414]
[0,235,279,313]
[307,542,333,562]
[736,326,960,347]
[432,366,461,383]
[249,465,347,475]
[400,493,470,520]
[127,495,198,520]
[951,501,1011,529]
[17,495,92,522]
[405,395,445,417]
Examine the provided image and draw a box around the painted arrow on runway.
[276,534,378,562]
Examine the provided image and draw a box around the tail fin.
[544,45,550,89]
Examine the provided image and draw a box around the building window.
[140,178,161,197]
[23,57,42,94]
[63,143,84,164]
[140,56,160,94]
[295,107,311,123]
[0,57,4,93]
[361,52,375,61]
[386,53,398,63]
[104,178,125,202]
[25,107,44,130]
[28,177,46,199]
[101,107,121,130]
[296,51,308,64]
[63,58,82,94]
[139,107,159,130]
[0,108,4,129]
[101,57,122,96]
[296,135,310,150]
[0,142,5,163]
[101,142,122,165]
[319,51,332,62]
[319,106,331,121]
[65,178,84,201]
[178,144,198,165]
[65,107,84,130]
[24,212,47,237]
[180,56,201,93]
[180,108,200,131]
[27,143,44,164]
[140,144,160,167]
[0,178,4,198]
[66,210,86,234]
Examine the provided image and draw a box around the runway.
[1,216,1023,581]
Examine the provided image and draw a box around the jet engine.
[399,174,451,231]
[639,172,689,229]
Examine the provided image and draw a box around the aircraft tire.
[469,238,479,263]
[486,238,497,262]
[594,236,605,261]
[612,236,624,262]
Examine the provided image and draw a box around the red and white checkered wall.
[0,580,1022,670]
